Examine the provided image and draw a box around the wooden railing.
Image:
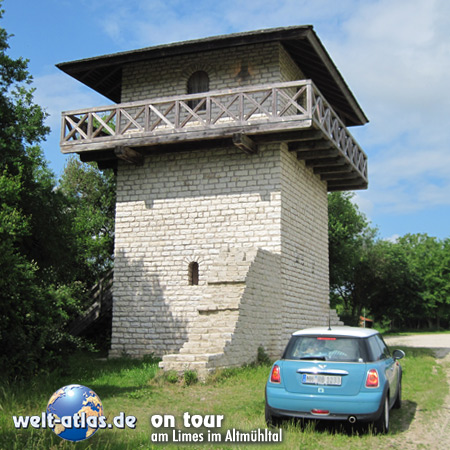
[68,270,113,336]
[61,80,367,181]
[310,87,368,181]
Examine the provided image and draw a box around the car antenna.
[328,310,332,330]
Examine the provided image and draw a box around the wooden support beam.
[114,146,144,165]
[305,156,345,167]
[314,165,352,175]
[328,178,368,188]
[297,149,339,160]
[232,133,258,154]
[255,129,323,145]
[320,171,360,181]
[327,183,368,192]
[290,140,333,152]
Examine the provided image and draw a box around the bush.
[165,370,179,384]
[183,370,198,386]
[256,346,271,365]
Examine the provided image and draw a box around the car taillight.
[366,369,379,388]
[270,365,281,383]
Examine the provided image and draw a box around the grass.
[0,346,447,450]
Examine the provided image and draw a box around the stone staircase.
[160,316,239,378]
[160,246,344,378]
[329,308,344,326]
[160,247,253,378]
[161,307,343,378]
[68,270,113,336]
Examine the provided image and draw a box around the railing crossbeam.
[61,79,367,182]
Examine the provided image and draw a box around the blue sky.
[2,0,449,240]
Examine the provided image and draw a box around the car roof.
[292,326,379,338]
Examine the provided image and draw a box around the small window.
[374,334,391,359]
[187,71,209,110]
[367,336,383,361]
[188,262,199,286]
[367,335,391,361]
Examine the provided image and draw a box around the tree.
[59,156,116,287]
[328,192,375,323]
[0,4,85,378]
[328,194,450,330]
[397,234,450,329]
[362,240,420,329]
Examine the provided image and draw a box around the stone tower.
[58,26,368,376]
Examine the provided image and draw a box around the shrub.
[183,370,198,386]
[166,370,179,384]
[257,345,271,366]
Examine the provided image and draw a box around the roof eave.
[56,25,368,126]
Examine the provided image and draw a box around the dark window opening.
[188,262,199,286]
[187,71,209,110]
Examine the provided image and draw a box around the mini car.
[265,326,404,433]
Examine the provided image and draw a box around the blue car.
[265,327,405,433]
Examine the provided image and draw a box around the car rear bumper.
[266,403,383,422]
[266,385,386,423]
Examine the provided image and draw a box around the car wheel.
[374,395,390,434]
[393,377,402,409]
[265,401,282,428]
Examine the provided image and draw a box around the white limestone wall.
[109,40,335,363]
[110,144,283,358]
[121,42,283,103]
[279,145,330,351]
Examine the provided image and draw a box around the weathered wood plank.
[114,146,144,165]
[60,119,314,153]
[232,133,258,154]
[313,165,352,175]
[320,171,360,181]
[60,78,368,185]
[290,140,333,152]
[296,149,339,160]
[242,90,272,119]
[305,156,346,167]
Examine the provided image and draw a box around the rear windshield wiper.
[299,356,327,361]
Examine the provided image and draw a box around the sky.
[2,0,449,241]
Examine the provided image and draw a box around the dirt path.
[384,334,450,449]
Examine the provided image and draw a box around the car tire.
[265,401,282,428]
[374,394,390,434]
[393,377,402,409]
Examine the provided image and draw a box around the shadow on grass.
[0,351,162,411]
[88,383,158,401]
[276,399,417,437]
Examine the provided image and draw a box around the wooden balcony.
[61,80,368,191]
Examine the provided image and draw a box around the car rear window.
[283,336,367,362]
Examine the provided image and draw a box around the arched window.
[188,262,199,286]
[187,71,209,110]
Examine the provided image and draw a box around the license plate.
[302,374,342,386]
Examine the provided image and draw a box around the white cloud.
[325,0,450,217]
[47,0,450,224]
[32,72,111,131]
[92,0,360,48]
[384,234,400,243]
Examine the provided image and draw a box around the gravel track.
[383,334,450,449]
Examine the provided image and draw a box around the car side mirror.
[393,349,405,361]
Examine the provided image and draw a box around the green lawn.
[0,346,447,449]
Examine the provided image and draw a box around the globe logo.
[46,384,103,442]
